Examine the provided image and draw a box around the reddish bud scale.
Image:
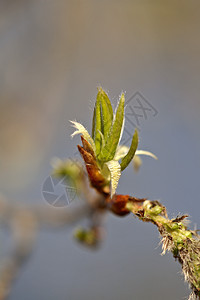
[85,164,107,191]
[80,136,95,157]
[106,195,130,216]
[77,145,98,167]
[77,137,109,195]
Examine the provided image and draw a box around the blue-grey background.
[0,1,199,299]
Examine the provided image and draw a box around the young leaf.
[133,150,158,172]
[98,93,125,162]
[98,130,105,149]
[120,129,138,171]
[70,121,95,151]
[105,160,121,198]
[98,88,113,142]
[92,106,96,140]
[114,145,129,161]
[94,92,102,155]
[135,150,158,160]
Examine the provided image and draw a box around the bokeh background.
[0,1,200,299]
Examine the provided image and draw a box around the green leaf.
[94,92,102,155]
[105,160,121,197]
[98,93,125,162]
[98,130,105,149]
[120,129,138,171]
[98,88,113,142]
[92,106,96,139]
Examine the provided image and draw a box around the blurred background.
[0,0,200,299]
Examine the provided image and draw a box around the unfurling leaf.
[93,92,102,155]
[114,145,157,172]
[120,129,138,171]
[70,121,95,151]
[105,160,121,197]
[97,87,113,142]
[98,93,125,162]
[71,88,157,198]
[92,105,96,140]
[133,150,158,172]
[135,150,158,160]
[98,130,105,149]
[114,145,129,161]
